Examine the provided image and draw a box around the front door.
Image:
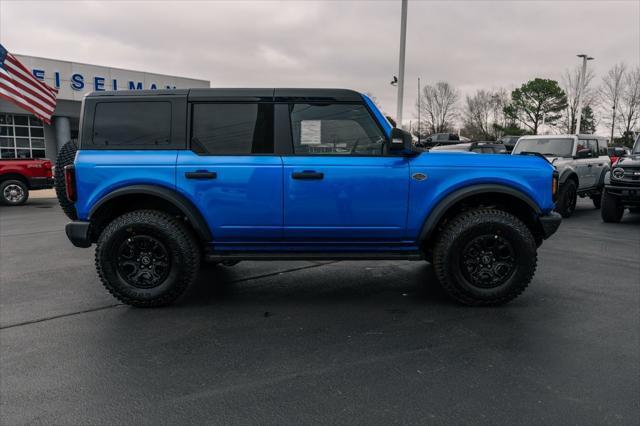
[176,102,282,242]
[281,103,410,241]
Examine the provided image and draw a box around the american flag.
[0,44,58,124]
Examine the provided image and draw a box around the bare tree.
[415,82,459,134]
[462,90,497,140]
[599,63,626,140]
[617,66,640,144]
[561,65,596,133]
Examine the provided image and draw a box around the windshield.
[512,138,574,157]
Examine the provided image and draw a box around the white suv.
[513,135,611,217]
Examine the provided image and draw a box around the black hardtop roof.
[85,88,364,102]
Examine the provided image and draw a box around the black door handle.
[292,170,324,180]
[587,164,593,168]
[185,170,217,179]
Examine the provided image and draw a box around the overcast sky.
[1,0,639,127]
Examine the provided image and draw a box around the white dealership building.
[0,54,209,159]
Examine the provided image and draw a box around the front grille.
[612,167,640,184]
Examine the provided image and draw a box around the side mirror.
[388,128,413,154]
[426,137,432,142]
[575,148,592,159]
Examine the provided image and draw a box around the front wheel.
[432,209,537,306]
[0,179,29,206]
[600,191,624,223]
[95,210,201,307]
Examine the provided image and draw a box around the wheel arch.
[419,184,544,249]
[559,169,578,186]
[88,185,212,242]
[596,165,610,188]
[0,173,28,185]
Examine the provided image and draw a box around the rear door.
[593,139,610,184]
[280,102,409,241]
[176,102,282,242]
[576,138,596,188]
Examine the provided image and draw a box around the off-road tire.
[591,194,601,209]
[95,210,201,307]
[0,179,29,206]
[555,180,577,218]
[432,208,537,306]
[601,191,624,223]
[54,140,78,220]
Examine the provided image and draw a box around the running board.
[204,252,424,262]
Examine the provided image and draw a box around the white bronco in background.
[513,135,611,217]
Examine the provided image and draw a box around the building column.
[54,116,71,151]
[44,123,58,160]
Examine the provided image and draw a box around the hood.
[616,154,640,167]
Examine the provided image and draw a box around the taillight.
[552,171,559,202]
[43,160,53,177]
[64,165,76,202]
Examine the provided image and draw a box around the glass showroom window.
[0,114,46,159]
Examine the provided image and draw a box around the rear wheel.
[432,208,537,306]
[95,210,200,307]
[0,179,29,206]
[54,140,78,219]
[601,191,624,223]
[555,180,577,218]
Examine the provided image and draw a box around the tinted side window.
[289,103,385,155]
[93,102,171,147]
[586,139,598,156]
[597,139,608,156]
[191,103,273,155]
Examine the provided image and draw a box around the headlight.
[612,167,625,179]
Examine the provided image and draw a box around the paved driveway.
[1,197,639,425]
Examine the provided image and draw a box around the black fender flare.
[596,165,610,188]
[559,168,578,185]
[89,185,212,241]
[418,184,542,242]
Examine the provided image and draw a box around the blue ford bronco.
[56,88,561,307]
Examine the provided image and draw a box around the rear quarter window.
[89,101,173,148]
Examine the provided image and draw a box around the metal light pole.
[396,0,408,129]
[575,53,594,135]
[417,77,421,143]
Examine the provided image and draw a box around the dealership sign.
[32,69,177,91]
[13,54,209,102]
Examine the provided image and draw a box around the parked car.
[58,88,561,308]
[607,146,631,166]
[0,157,53,205]
[430,142,508,154]
[512,135,610,217]
[415,133,461,148]
[601,135,640,222]
[498,135,522,152]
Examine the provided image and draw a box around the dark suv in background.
[601,135,640,222]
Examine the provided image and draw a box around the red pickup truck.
[0,158,53,205]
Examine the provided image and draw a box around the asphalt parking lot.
[1,196,639,425]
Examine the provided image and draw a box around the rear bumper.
[28,176,54,190]
[539,211,562,239]
[65,221,92,248]
[604,184,640,205]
